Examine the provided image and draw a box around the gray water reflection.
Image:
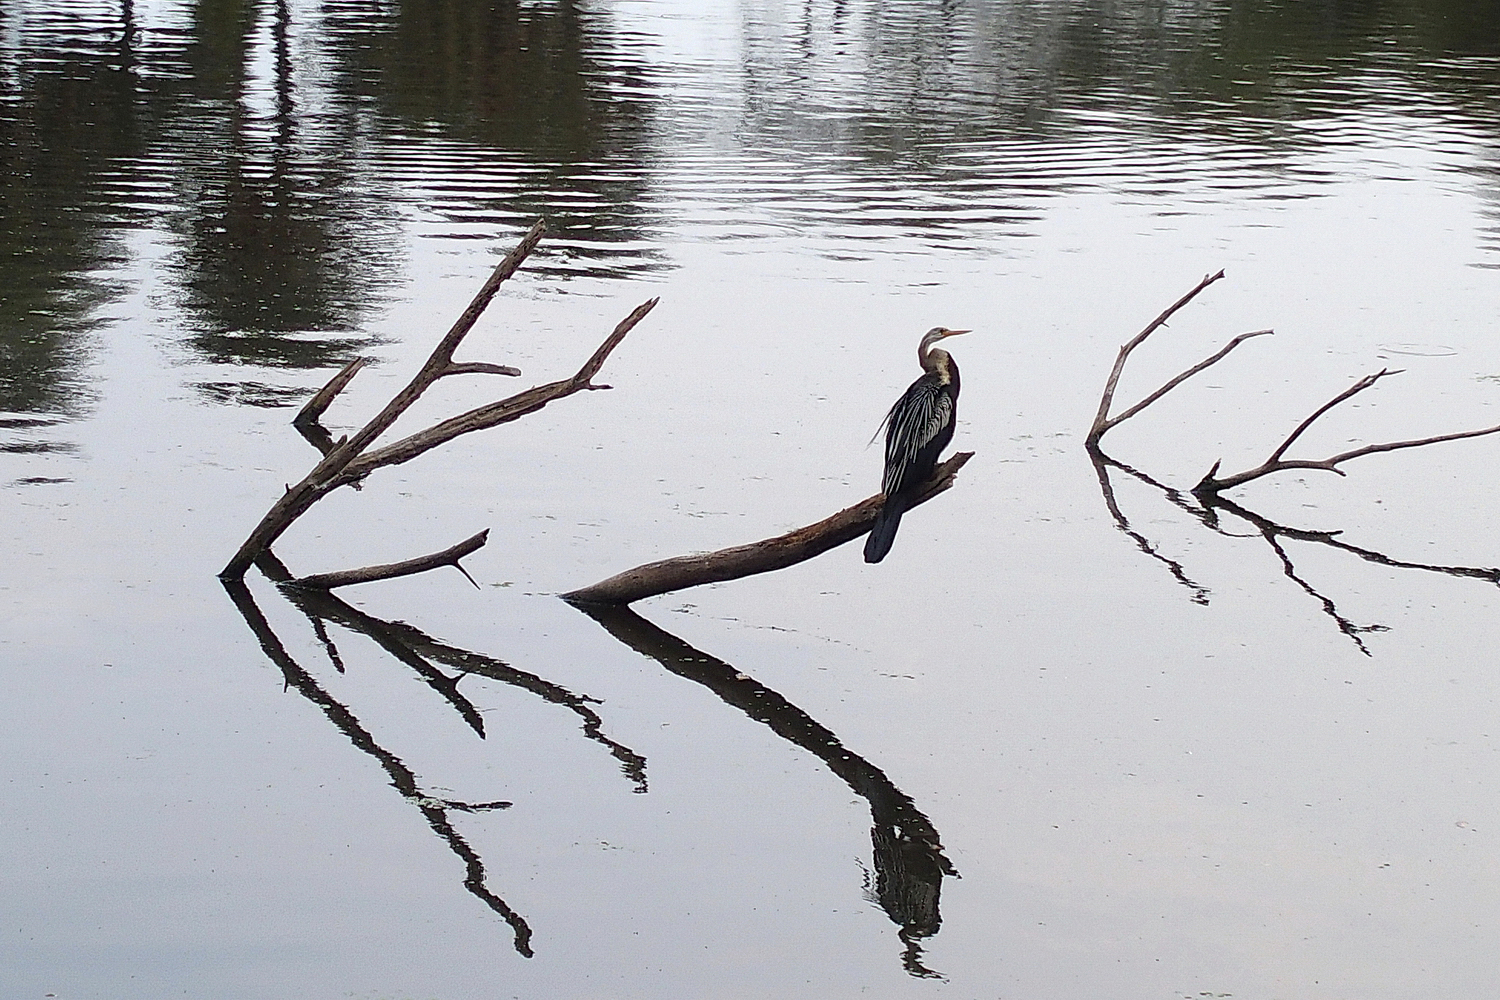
[573,602,957,979]
[223,556,950,975]
[1092,447,1500,656]
[222,576,540,956]
[224,554,653,958]
[9,0,1500,423]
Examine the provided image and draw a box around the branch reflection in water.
[572,601,958,979]
[221,563,649,958]
[1090,448,1500,656]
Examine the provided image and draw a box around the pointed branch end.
[455,562,481,590]
[1193,460,1224,496]
[295,356,371,427]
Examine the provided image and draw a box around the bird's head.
[920,326,971,354]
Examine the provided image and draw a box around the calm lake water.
[7,2,1500,997]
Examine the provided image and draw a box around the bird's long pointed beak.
[945,329,972,337]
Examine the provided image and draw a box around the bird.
[864,326,970,563]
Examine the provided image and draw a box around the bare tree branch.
[1092,328,1273,441]
[562,452,974,606]
[296,355,371,427]
[220,221,652,582]
[1086,269,1229,446]
[1193,369,1500,493]
[285,529,489,590]
[1266,368,1399,464]
[339,297,657,481]
[221,221,547,580]
[442,361,522,378]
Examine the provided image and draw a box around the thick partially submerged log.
[563,451,974,606]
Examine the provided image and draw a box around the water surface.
[6,2,1500,997]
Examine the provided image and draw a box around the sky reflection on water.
[7,1,1500,997]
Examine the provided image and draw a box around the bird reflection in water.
[225,556,957,974]
[573,601,957,978]
[1089,448,1500,655]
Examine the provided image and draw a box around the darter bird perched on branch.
[864,326,970,564]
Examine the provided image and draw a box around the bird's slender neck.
[920,343,952,376]
[919,335,938,369]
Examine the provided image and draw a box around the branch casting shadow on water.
[223,563,649,957]
[573,601,957,979]
[223,577,535,955]
[1089,447,1500,656]
[259,552,648,791]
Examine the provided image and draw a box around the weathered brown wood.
[221,221,548,580]
[221,221,654,582]
[284,530,489,590]
[441,361,522,378]
[296,355,370,427]
[562,452,974,606]
[1090,328,1273,445]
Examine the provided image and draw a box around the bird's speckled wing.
[882,376,952,497]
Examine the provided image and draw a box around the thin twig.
[1267,369,1399,464]
[340,297,657,480]
[1194,369,1500,494]
[1086,269,1225,446]
[221,222,546,580]
[1093,328,1273,439]
[562,452,974,606]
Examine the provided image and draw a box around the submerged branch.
[563,452,974,606]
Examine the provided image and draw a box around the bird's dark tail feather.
[864,502,905,563]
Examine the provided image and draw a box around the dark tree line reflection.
[9,0,1500,426]
[0,0,664,427]
[1091,448,1500,657]
[223,561,954,974]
